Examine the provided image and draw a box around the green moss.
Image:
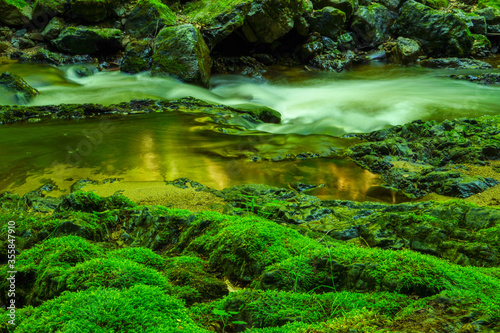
[59,257,172,292]
[4,0,29,8]
[106,247,166,270]
[15,285,209,332]
[138,0,176,23]
[416,0,449,9]
[478,0,500,8]
[183,0,253,24]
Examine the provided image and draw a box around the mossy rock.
[120,39,153,74]
[71,0,109,22]
[52,27,123,54]
[0,0,32,26]
[351,4,396,46]
[0,72,39,104]
[106,246,166,270]
[14,285,209,332]
[124,0,176,38]
[152,24,212,87]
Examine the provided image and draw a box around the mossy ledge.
[1,188,499,332]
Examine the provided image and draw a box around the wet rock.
[242,0,306,43]
[0,0,32,26]
[0,72,39,104]
[440,176,499,198]
[152,24,212,87]
[468,15,487,35]
[41,17,65,41]
[395,1,474,57]
[17,37,36,49]
[308,7,346,40]
[386,37,421,65]
[299,33,324,61]
[420,58,493,69]
[124,0,176,38]
[52,27,123,54]
[72,0,108,22]
[449,73,500,85]
[351,4,396,47]
[120,40,153,74]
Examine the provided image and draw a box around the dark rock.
[469,15,487,35]
[308,6,347,40]
[213,56,268,80]
[299,33,324,61]
[395,1,474,57]
[41,17,65,41]
[0,0,32,26]
[441,176,499,198]
[420,58,493,69]
[52,27,123,54]
[351,4,396,47]
[152,24,212,87]
[0,72,39,104]
[17,37,36,49]
[475,7,500,25]
[71,0,108,22]
[310,50,355,72]
[120,40,153,74]
[242,0,306,43]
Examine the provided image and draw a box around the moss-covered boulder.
[241,0,307,43]
[52,27,123,54]
[124,0,176,38]
[475,7,500,25]
[386,37,421,65]
[351,4,396,46]
[0,0,32,26]
[14,285,209,332]
[0,72,38,104]
[152,24,212,87]
[308,7,346,39]
[120,39,153,74]
[395,0,475,57]
[420,57,493,69]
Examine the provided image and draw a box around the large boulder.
[41,17,65,41]
[351,4,396,46]
[33,0,65,23]
[124,0,176,38]
[52,27,123,54]
[395,1,475,57]
[152,24,212,87]
[242,0,306,43]
[0,72,39,104]
[308,7,346,39]
[0,0,32,25]
[475,7,500,25]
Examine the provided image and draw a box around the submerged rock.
[420,58,493,69]
[152,24,212,87]
[395,0,474,57]
[0,72,39,104]
[450,73,500,85]
[52,27,123,54]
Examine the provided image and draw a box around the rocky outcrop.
[420,57,493,69]
[395,1,475,57]
[52,27,123,54]
[152,24,212,87]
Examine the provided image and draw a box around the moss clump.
[59,257,172,292]
[416,0,449,9]
[15,285,209,332]
[183,0,253,24]
[106,247,166,270]
[164,256,228,304]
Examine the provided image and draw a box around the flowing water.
[1,60,500,202]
